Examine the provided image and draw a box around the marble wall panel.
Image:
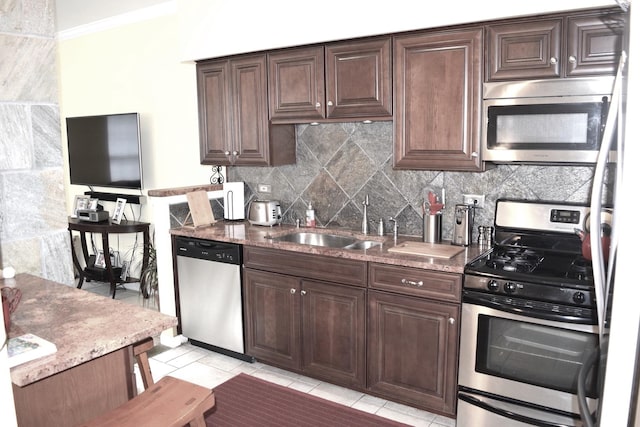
[32,105,63,168]
[0,0,65,280]
[0,34,57,102]
[1,238,40,276]
[0,104,32,170]
[41,230,74,286]
[0,168,66,240]
[0,0,55,36]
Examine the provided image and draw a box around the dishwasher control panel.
[175,237,241,265]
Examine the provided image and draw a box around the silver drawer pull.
[448,317,455,325]
[401,278,423,287]
[301,290,307,296]
[290,288,296,294]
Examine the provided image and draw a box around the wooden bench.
[80,375,215,427]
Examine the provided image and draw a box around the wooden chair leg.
[132,337,154,390]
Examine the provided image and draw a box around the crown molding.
[57,1,176,41]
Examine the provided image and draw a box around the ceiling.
[54,0,169,31]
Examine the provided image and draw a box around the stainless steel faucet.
[389,217,398,240]
[362,195,369,234]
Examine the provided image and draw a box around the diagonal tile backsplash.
[218,121,612,241]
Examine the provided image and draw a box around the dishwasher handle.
[175,237,241,264]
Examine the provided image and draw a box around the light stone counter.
[170,220,490,274]
[5,273,177,387]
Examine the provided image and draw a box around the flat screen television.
[66,113,143,190]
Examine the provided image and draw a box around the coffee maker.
[452,204,473,246]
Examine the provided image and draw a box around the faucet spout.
[389,217,398,241]
[362,195,370,234]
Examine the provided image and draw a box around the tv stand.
[68,217,150,298]
[84,191,145,205]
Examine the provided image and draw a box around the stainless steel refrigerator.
[582,2,640,425]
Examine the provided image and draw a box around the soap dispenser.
[305,203,316,228]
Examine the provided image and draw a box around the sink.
[272,231,383,250]
[272,232,357,248]
[343,240,382,250]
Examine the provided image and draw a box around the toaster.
[248,200,282,226]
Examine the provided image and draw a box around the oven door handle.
[463,290,594,324]
[458,392,573,427]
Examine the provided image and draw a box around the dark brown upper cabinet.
[268,37,392,123]
[393,27,485,171]
[486,8,625,81]
[197,55,295,166]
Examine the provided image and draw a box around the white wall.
[57,8,212,221]
[178,0,616,61]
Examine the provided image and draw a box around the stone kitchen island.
[4,273,177,427]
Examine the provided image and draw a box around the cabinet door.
[268,46,325,121]
[368,291,459,415]
[244,269,300,370]
[325,37,392,118]
[301,280,366,388]
[565,11,625,77]
[394,27,483,171]
[486,19,562,81]
[197,59,232,165]
[230,54,271,166]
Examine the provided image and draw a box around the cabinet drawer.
[369,263,461,302]
[244,246,367,287]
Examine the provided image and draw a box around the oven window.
[475,315,599,398]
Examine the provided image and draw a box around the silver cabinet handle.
[315,102,321,108]
[224,151,230,156]
[301,290,307,296]
[290,288,296,294]
[448,317,455,325]
[550,57,558,65]
[327,101,334,107]
[401,278,423,287]
[471,152,479,158]
[232,151,238,156]
[568,55,577,64]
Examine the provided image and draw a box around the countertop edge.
[6,274,178,387]
[170,221,490,274]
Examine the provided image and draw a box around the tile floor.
[85,282,457,427]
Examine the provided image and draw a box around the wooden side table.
[68,217,150,298]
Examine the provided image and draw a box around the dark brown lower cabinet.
[243,269,300,369]
[367,290,460,416]
[244,268,366,388]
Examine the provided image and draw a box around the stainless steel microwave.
[482,77,615,164]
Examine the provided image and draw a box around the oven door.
[458,295,599,425]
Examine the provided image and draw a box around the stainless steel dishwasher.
[175,236,253,362]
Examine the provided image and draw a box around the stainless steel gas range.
[457,199,609,427]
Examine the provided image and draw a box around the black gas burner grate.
[566,258,593,281]
[485,247,544,273]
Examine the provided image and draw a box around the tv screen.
[66,113,143,190]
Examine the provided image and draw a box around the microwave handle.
[600,96,610,135]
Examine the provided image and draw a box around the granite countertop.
[171,220,490,274]
[4,273,177,387]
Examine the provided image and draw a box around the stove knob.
[504,282,517,294]
[573,292,586,304]
[487,280,499,291]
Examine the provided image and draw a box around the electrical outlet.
[463,194,485,208]
[257,184,272,193]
